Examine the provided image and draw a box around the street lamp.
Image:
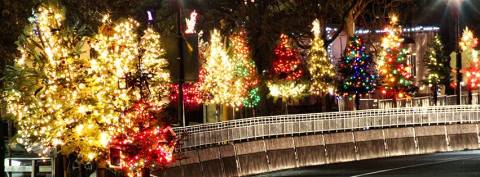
[448,0,464,105]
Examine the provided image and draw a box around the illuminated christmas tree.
[229,29,260,108]
[307,19,335,96]
[460,27,480,93]
[338,36,377,110]
[267,34,308,101]
[101,22,175,176]
[3,4,175,174]
[423,35,450,104]
[2,3,132,161]
[378,14,415,102]
[200,29,244,107]
[138,28,171,108]
[109,100,176,177]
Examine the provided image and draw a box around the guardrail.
[173,105,480,149]
[4,157,52,177]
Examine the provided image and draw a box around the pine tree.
[267,34,308,101]
[423,35,450,105]
[2,3,136,161]
[200,29,243,106]
[460,27,479,104]
[139,28,171,108]
[338,36,377,110]
[378,14,415,104]
[110,100,176,177]
[307,19,335,96]
[229,29,260,108]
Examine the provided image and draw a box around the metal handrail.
[174,105,480,149]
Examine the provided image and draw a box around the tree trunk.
[96,159,107,177]
[345,16,355,38]
[355,93,361,110]
[392,90,397,108]
[284,101,289,114]
[215,104,220,122]
[141,168,150,177]
[54,154,65,177]
[325,94,332,112]
[318,96,323,112]
[468,91,473,104]
[432,84,438,106]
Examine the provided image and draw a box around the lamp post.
[450,0,463,105]
[174,0,185,127]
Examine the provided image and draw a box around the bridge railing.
[173,105,480,149]
[348,94,478,111]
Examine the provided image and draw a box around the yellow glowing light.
[200,29,247,107]
[3,3,170,162]
[307,19,335,95]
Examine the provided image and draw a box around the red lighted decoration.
[109,100,177,177]
[169,83,203,108]
[271,34,304,81]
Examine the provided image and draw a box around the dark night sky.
[412,0,480,52]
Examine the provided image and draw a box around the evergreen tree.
[200,29,243,107]
[338,36,377,110]
[423,35,450,105]
[267,34,308,102]
[2,3,136,161]
[307,19,336,96]
[460,27,479,104]
[229,29,261,108]
[378,14,415,105]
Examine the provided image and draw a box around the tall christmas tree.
[378,14,415,103]
[138,28,171,108]
[267,34,308,101]
[2,3,135,161]
[229,29,260,108]
[307,19,335,96]
[338,36,377,110]
[423,35,450,105]
[460,27,479,103]
[200,29,243,107]
[109,100,176,177]
[100,21,175,176]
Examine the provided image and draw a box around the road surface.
[252,150,480,177]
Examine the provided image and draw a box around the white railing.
[173,105,480,149]
[344,94,480,111]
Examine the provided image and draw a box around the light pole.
[175,0,186,127]
[450,0,463,105]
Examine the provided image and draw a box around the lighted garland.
[169,83,203,108]
[377,14,415,98]
[337,35,377,96]
[307,19,335,95]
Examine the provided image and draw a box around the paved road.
[252,150,480,177]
